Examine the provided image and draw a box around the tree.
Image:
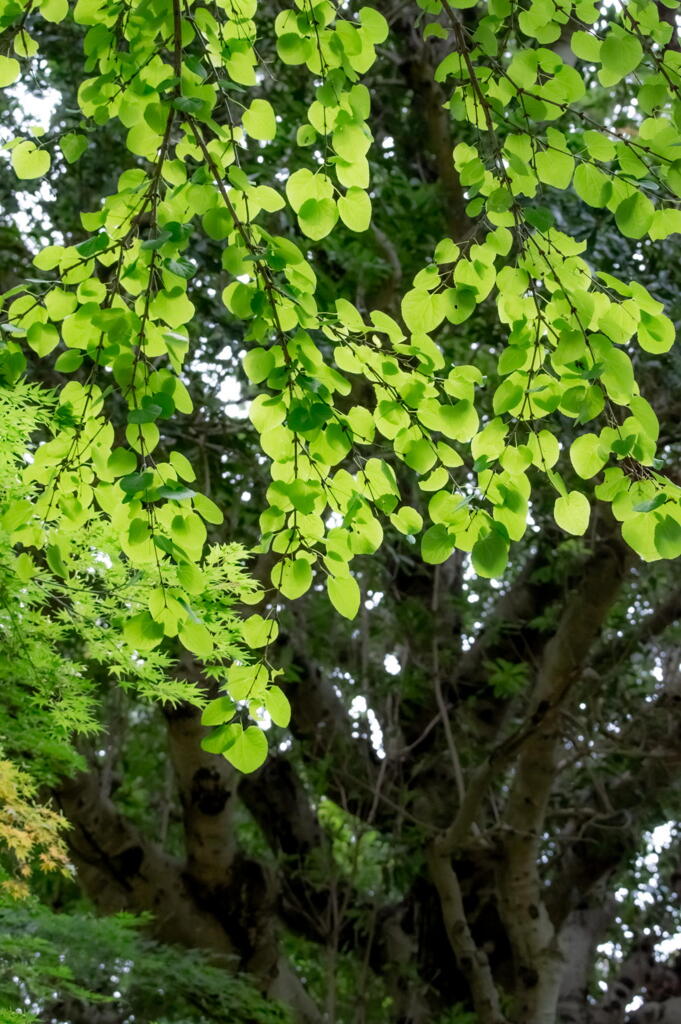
[1,0,681,1020]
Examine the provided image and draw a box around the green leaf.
[141,231,172,250]
[60,132,88,163]
[177,562,205,594]
[15,552,35,582]
[654,514,681,559]
[120,471,154,496]
[227,664,267,702]
[298,197,338,240]
[434,238,459,263]
[569,433,607,479]
[242,99,277,141]
[128,404,162,424]
[401,289,445,333]
[615,192,654,240]
[222,724,268,773]
[650,208,681,240]
[525,207,555,231]
[41,0,67,21]
[599,31,643,86]
[338,187,372,232]
[75,232,109,257]
[554,491,590,536]
[201,723,237,755]
[421,524,455,564]
[242,614,278,649]
[296,124,316,146]
[170,451,196,482]
[46,543,68,579]
[571,30,601,62]
[172,95,204,113]
[471,530,508,578]
[327,574,360,619]
[164,257,195,280]
[277,33,313,65]
[438,401,479,441]
[583,130,615,163]
[201,696,236,726]
[573,164,611,208]
[272,557,313,599]
[0,55,20,88]
[637,311,675,354]
[429,491,470,526]
[193,493,224,525]
[265,685,291,728]
[2,499,32,532]
[12,140,51,180]
[243,347,274,383]
[633,494,667,514]
[286,168,333,211]
[390,506,423,535]
[157,483,197,501]
[403,438,437,474]
[27,323,59,357]
[54,349,84,373]
[359,6,389,43]
[179,619,214,658]
[493,380,523,415]
[124,611,164,651]
[108,448,137,477]
[536,147,574,190]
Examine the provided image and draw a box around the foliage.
[0,903,292,1022]
[0,757,68,900]
[0,0,680,780]
[0,0,681,1022]
[0,378,251,783]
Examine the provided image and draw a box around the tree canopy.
[2,0,681,1021]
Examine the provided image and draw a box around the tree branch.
[55,765,233,956]
[495,537,629,1022]
[427,840,509,1024]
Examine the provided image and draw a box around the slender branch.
[495,538,629,1022]
[427,840,509,1024]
